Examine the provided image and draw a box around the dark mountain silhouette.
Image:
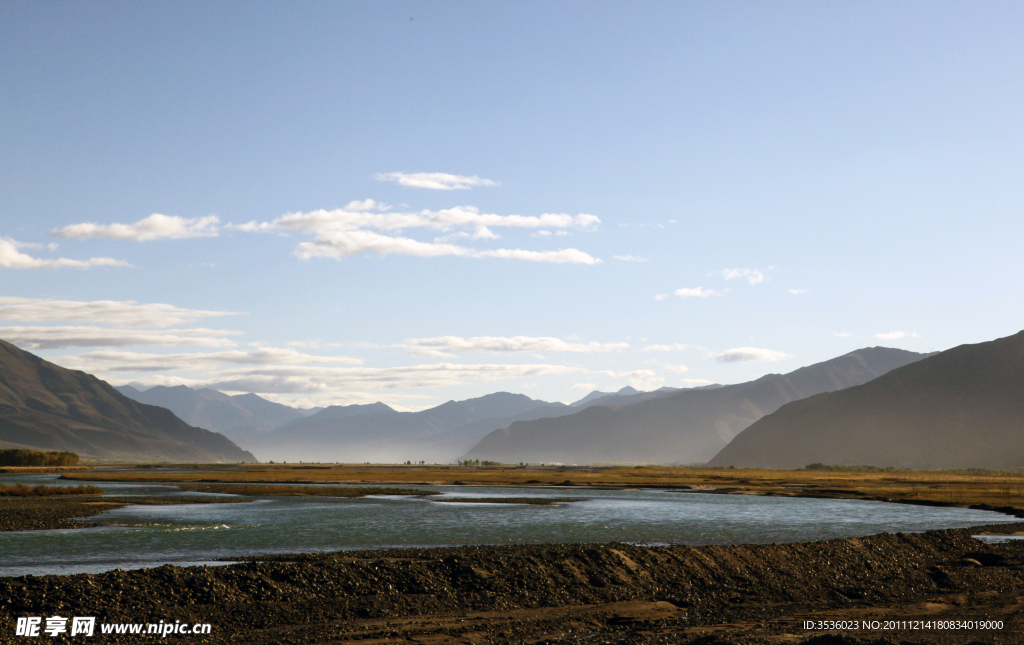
[0,340,254,462]
[461,347,931,465]
[115,385,318,442]
[249,392,572,463]
[707,331,1024,470]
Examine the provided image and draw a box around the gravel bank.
[2,523,1023,643]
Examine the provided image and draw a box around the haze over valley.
[4,330,1018,472]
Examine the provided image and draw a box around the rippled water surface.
[0,473,1015,576]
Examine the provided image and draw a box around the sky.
[2,1,1023,411]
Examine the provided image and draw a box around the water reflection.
[0,476,1015,576]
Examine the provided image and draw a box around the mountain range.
[10,331,1017,470]
[0,340,254,462]
[707,331,1024,470]
[461,347,930,465]
[245,392,574,463]
[115,384,320,443]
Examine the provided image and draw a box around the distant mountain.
[707,331,1024,470]
[461,347,931,465]
[249,392,573,463]
[569,384,722,411]
[115,385,318,442]
[570,386,640,407]
[0,340,254,462]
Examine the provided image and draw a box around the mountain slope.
[461,347,930,465]
[250,392,571,463]
[0,340,255,462]
[707,331,1024,470]
[115,385,314,442]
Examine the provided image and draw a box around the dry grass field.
[62,463,1024,515]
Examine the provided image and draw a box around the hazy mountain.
[568,385,721,411]
[461,347,931,465]
[707,331,1024,470]
[0,340,254,462]
[115,385,317,442]
[249,392,572,463]
[570,386,640,407]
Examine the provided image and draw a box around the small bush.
[0,449,80,467]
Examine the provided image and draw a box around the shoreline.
[2,523,1023,643]
[4,470,1024,643]
[0,495,251,532]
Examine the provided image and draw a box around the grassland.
[61,463,1024,516]
[0,483,103,497]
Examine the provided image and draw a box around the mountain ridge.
[0,340,255,462]
[706,331,1024,470]
[460,347,931,465]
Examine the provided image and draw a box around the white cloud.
[91,362,584,394]
[232,204,601,265]
[722,268,765,285]
[472,225,498,240]
[52,214,220,241]
[643,344,689,351]
[593,368,665,391]
[285,340,321,349]
[374,172,499,190]
[240,205,599,235]
[663,364,690,373]
[654,293,669,301]
[613,255,648,262]
[873,331,921,341]
[0,238,130,269]
[56,348,362,372]
[0,297,241,328]
[295,230,600,264]
[873,331,906,340]
[789,288,809,295]
[674,287,720,298]
[571,382,598,391]
[714,347,791,363]
[833,332,854,337]
[398,336,629,357]
[3,327,241,350]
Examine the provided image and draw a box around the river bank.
[2,522,1023,644]
[0,496,252,531]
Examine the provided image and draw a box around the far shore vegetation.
[62,463,1024,515]
[0,449,80,467]
[0,483,103,497]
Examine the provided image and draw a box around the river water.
[1,473,1016,576]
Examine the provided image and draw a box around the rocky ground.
[2,523,1024,644]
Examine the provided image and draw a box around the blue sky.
[2,1,1022,410]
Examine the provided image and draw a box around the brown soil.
[2,523,1024,644]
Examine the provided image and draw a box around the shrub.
[0,449,80,467]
